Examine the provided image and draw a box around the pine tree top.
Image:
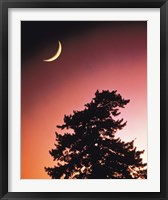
[45,90,147,179]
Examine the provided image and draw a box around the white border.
[8,8,160,192]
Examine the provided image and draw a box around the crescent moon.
[43,40,62,62]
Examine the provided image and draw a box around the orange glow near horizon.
[21,21,147,179]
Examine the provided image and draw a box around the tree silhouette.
[45,90,147,179]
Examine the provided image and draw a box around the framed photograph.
[0,0,168,199]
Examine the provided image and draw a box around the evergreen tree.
[45,90,147,179]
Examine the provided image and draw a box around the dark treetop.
[45,90,147,179]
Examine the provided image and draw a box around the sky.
[21,21,147,179]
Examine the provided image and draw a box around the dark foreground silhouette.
[45,90,147,179]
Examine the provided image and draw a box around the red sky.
[21,21,147,179]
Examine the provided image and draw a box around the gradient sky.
[21,21,147,179]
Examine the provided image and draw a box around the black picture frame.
[0,0,168,199]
